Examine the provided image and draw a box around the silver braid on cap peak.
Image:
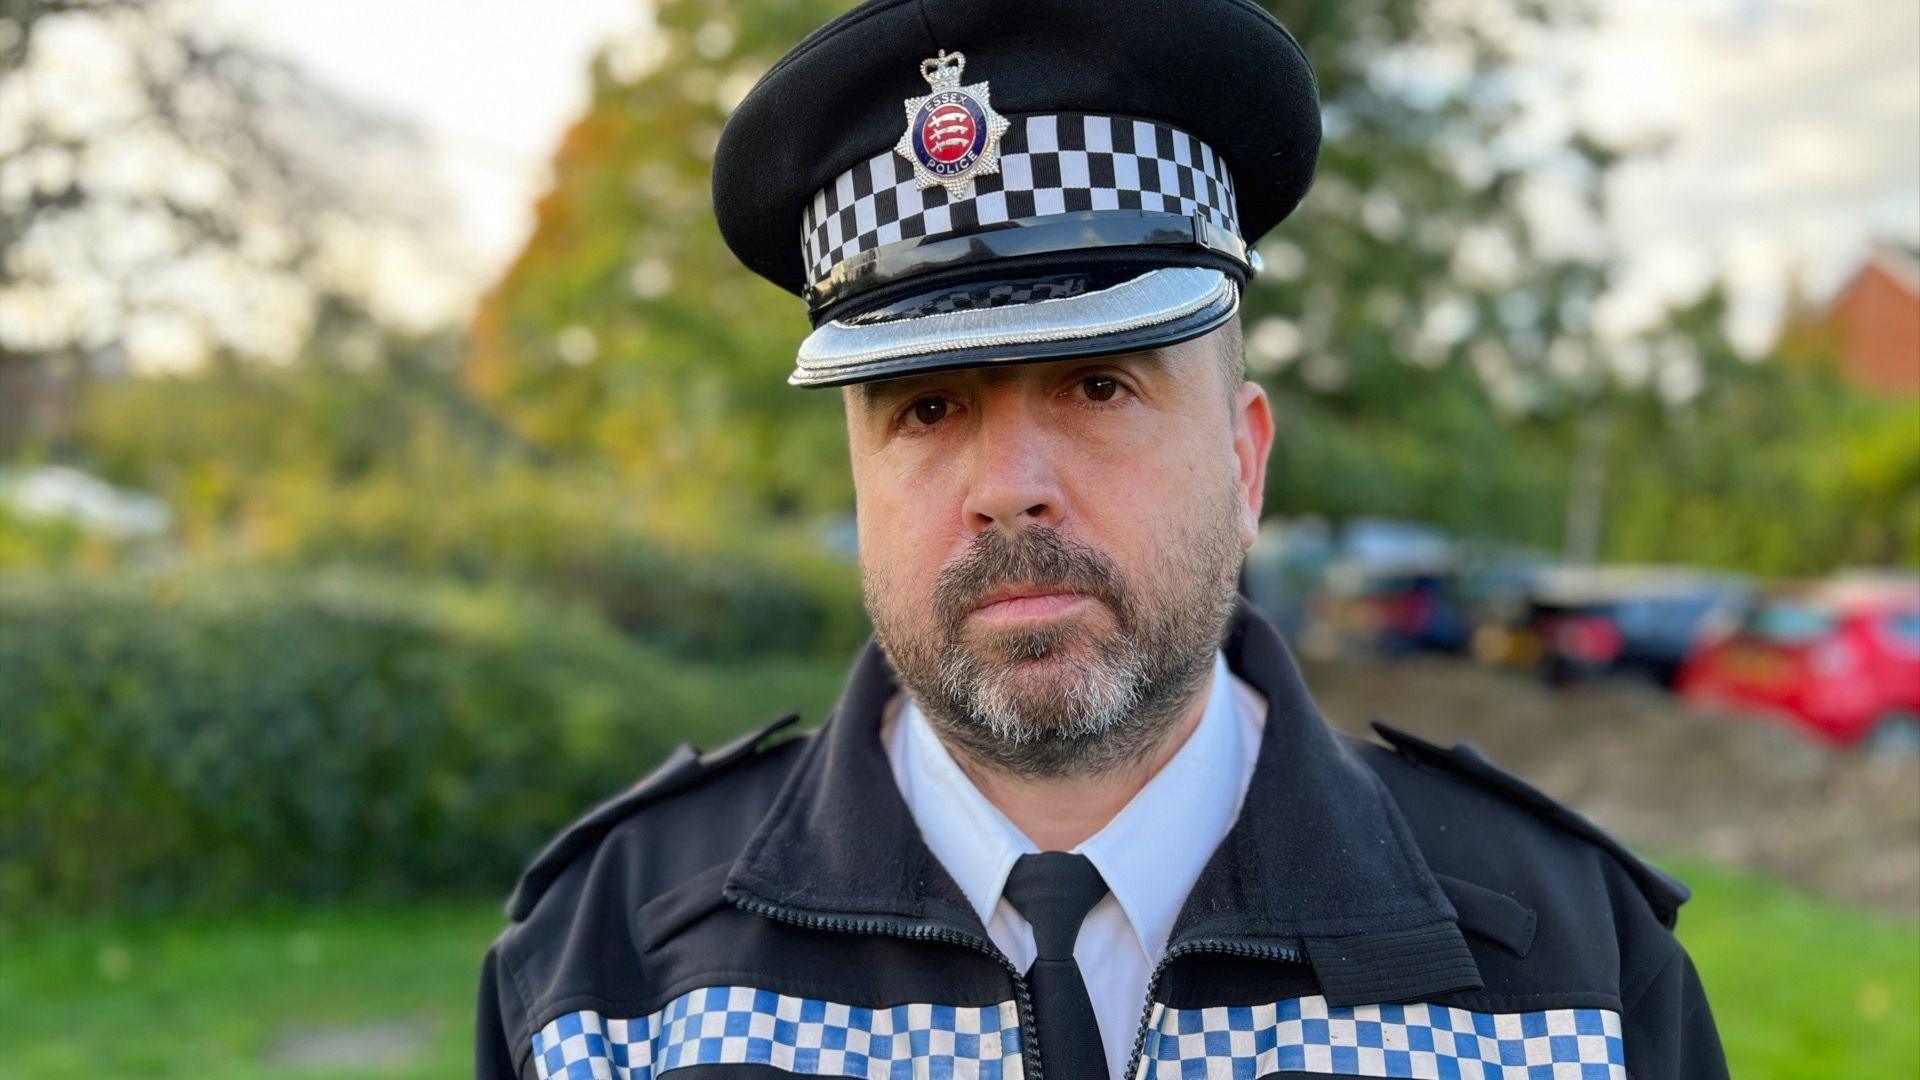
[800,114,1240,288]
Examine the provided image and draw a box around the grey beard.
[928,613,1209,778]
[867,496,1243,780]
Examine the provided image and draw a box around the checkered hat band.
[801,114,1239,287]
[529,985,1026,1080]
[1137,995,1627,1079]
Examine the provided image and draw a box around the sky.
[204,0,648,278]
[1569,0,1920,348]
[204,0,1918,352]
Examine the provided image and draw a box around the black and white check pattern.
[801,114,1240,286]
[886,276,1093,319]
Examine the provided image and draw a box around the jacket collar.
[725,599,1482,1005]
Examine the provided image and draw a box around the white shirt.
[881,651,1266,1080]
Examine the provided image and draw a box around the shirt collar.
[887,652,1254,963]
[1074,651,1252,961]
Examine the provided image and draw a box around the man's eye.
[1080,375,1121,403]
[907,396,950,427]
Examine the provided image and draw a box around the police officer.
[477,2,1729,1077]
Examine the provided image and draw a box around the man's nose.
[961,397,1065,533]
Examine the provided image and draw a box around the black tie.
[1002,852,1110,1079]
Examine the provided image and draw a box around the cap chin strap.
[802,210,1254,317]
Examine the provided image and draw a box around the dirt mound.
[1302,655,1920,916]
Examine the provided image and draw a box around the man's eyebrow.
[853,375,938,410]
[1120,348,1173,376]
[852,350,1172,408]
[850,380,897,409]
[1082,347,1175,384]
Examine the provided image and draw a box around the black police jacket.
[476,601,1728,1079]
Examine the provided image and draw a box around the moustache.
[932,526,1130,634]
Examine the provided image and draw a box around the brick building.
[1790,245,1920,396]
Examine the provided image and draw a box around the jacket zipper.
[1122,937,1306,1080]
[726,888,1046,1080]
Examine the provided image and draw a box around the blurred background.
[0,0,1914,1075]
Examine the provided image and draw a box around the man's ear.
[1231,380,1273,548]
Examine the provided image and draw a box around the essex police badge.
[894,50,1010,198]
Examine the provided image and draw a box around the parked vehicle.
[1241,516,1336,645]
[1516,567,1751,688]
[1331,565,1474,655]
[1337,517,1453,568]
[1679,574,1920,749]
[0,464,171,539]
[1291,518,1459,658]
[1309,537,1556,660]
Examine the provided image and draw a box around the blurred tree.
[1244,1,1621,548]
[0,0,462,453]
[1601,287,1920,575]
[466,0,853,524]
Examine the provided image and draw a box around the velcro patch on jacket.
[531,986,1024,1080]
[1137,995,1624,1078]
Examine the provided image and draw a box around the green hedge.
[67,365,872,661]
[567,540,866,658]
[283,492,869,658]
[0,567,838,917]
[186,461,871,661]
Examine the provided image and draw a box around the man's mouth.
[969,584,1092,624]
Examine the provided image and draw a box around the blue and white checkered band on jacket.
[529,986,1628,1080]
[530,986,1025,1080]
[1136,996,1627,1080]
[800,114,1240,289]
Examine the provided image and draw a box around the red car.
[1679,576,1920,749]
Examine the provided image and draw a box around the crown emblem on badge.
[894,50,1010,199]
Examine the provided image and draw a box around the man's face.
[843,323,1275,776]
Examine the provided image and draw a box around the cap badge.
[894,50,1010,199]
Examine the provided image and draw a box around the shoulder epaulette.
[1371,720,1691,928]
[505,712,803,921]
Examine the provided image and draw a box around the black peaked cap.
[714,0,1322,297]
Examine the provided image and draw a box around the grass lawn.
[1670,859,1919,1078]
[1,863,1912,1078]
[0,900,504,1079]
